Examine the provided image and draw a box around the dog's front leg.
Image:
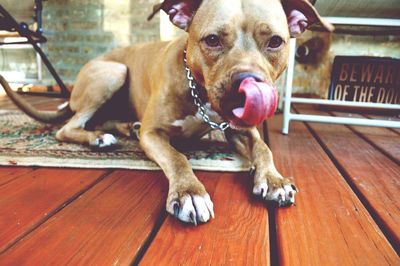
[140,128,214,224]
[226,128,298,207]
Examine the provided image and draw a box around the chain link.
[183,50,230,131]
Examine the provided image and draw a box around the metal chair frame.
[0,0,69,97]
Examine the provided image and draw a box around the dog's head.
[150,0,333,129]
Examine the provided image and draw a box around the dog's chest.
[171,103,223,138]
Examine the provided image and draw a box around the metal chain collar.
[183,50,230,131]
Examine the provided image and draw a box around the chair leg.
[0,4,70,98]
[28,37,70,97]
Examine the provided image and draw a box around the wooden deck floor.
[0,95,399,265]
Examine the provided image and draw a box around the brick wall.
[41,0,160,84]
[2,2,399,98]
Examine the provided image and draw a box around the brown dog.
[1,0,332,224]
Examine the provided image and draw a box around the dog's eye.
[268,36,284,49]
[204,34,222,48]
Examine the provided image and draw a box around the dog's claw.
[253,183,268,198]
[168,194,214,225]
[129,122,141,140]
[190,211,197,226]
[253,179,297,207]
[278,199,294,208]
[204,194,215,219]
[173,202,180,217]
[249,166,256,177]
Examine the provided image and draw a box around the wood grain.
[0,168,107,253]
[0,170,168,265]
[0,167,35,186]
[1,94,399,264]
[0,95,64,110]
[140,172,270,265]
[366,114,400,135]
[298,107,400,252]
[331,112,400,164]
[267,113,399,265]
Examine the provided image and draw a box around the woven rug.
[0,110,250,172]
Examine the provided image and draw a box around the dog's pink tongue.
[232,77,278,126]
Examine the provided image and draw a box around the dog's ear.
[283,0,334,37]
[148,0,202,31]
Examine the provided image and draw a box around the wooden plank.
[0,95,29,110]
[39,100,67,111]
[0,170,168,265]
[0,168,107,253]
[140,172,270,265]
[296,107,400,252]
[0,96,17,109]
[331,112,400,164]
[0,95,64,110]
[0,97,10,107]
[24,96,65,111]
[366,114,400,135]
[0,167,35,186]
[267,113,399,265]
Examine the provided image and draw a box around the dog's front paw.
[252,168,298,207]
[167,182,214,225]
[89,133,117,149]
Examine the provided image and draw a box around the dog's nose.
[231,72,264,91]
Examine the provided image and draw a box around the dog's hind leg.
[95,120,141,139]
[57,112,118,148]
[56,60,128,148]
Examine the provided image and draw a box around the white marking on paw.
[204,194,215,219]
[253,183,268,198]
[267,187,286,201]
[178,195,197,224]
[192,195,212,222]
[100,134,117,147]
[91,134,117,148]
[171,194,215,224]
